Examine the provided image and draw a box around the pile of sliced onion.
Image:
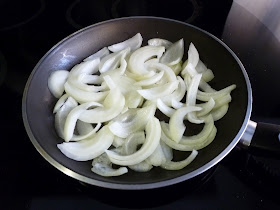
[48,33,236,176]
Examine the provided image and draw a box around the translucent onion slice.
[160,38,184,66]
[69,58,100,77]
[210,104,229,121]
[148,38,172,48]
[106,117,161,166]
[112,136,125,148]
[128,46,165,77]
[108,33,143,52]
[68,74,107,92]
[169,61,182,75]
[148,62,177,82]
[187,42,199,67]
[180,115,214,144]
[169,106,202,143]
[55,97,78,139]
[186,73,204,124]
[99,48,130,74]
[202,69,215,82]
[156,98,175,117]
[64,81,108,103]
[161,121,217,151]
[53,94,69,114]
[197,98,215,117]
[137,80,179,101]
[196,84,236,101]
[78,84,125,123]
[84,47,110,62]
[57,125,114,161]
[109,104,156,138]
[146,144,166,166]
[161,150,198,170]
[160,76,186,106]
[121,131,153,172]
[134,71,164,87]
[72,121,102,141]
[160,141,173,161]
[91,152,128,177]
[64,102,103,141]
[48,70,69,98]
[196,60,207,73]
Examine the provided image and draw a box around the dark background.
[1,0,280,209]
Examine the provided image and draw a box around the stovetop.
[1,0,280,209]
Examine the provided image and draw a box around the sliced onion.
[84,47,110,62]
[57,125,114,161]
[161,150,198,170]
[106,117,161,166]
[196,84,236,101]
[186,73,204,124]
[91,152,128,177]
[161,121,217,151]
[137,80,179,101]
[160,76,186,106]
[134,71,164,87]
[64,81,108,103]
[109,104,156,138]
[156,98,175,117]
[48,70,69,98]
[71,121,102,141]
[53,94,69,114]
[55,97,78,139]
[160,38,184,66]
[99,48,130,74]
[128,46,165,77]
[169,106,202,143]
[108,33,143,52]
[187,42,199,67]
[64,102,102,141]
[148,62,177,82]
[148,38,172,48]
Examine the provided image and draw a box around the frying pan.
[22,17,280,190]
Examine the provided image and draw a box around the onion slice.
[48,70,69,98]
[108,33,143,52]
[57,125,114,161]
[106,117,161,166]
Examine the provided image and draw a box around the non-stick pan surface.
[22,17,251,189]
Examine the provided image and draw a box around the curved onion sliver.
[169,106,202,143]
[137,80,179,101]
[53,94,69,114]
[64,81,108,103]
[109,104,156,138]
[55,97,78,139]
[78,86,125,123]
[64,102,103,141]
[161,121,217,151]
[187,42,199,67]
[160,38,184,66]
[84,47,110,62]
[106,117,161,166]
[108,33,143,52]
[128,46,165,77]
[99,48,130,74]
[148,38,172,48]
[91,152,128,177]
[161,150,198,170]
[48,70,69,98]
[57,125,114,161]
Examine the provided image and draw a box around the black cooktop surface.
[1,0,280,209]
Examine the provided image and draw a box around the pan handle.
[240,120,280,158]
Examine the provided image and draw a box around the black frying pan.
[22,17,280,190]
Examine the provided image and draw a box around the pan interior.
[23,17,250,188]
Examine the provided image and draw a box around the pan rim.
[22,16,252,190]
